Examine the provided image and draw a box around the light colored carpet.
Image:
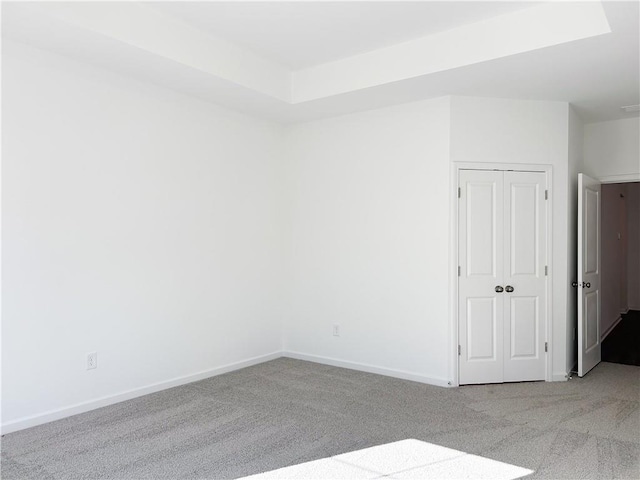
[1,359,638,479]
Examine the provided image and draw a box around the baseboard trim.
[283,351,451,388]
[1,351,282,435]
[601,316,623,341]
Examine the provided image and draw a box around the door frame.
[449,162,553,386]
[575,173,639,375]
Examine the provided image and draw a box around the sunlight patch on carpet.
[241,439,534,479]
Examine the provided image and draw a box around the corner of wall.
[566,104,584,374]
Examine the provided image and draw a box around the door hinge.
[545,190,548,200]
[545,265,548,276]
[458,266,461,277]
[458,345,461,356]
[545,342,548,353]
[458,187,461,198]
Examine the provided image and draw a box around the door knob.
[505,285,514,293]
[583,282,591,288]
[495,286,504,293]
[572,282,578,288]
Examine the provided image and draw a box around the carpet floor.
[602,310,640,367]
[1,359,639,479]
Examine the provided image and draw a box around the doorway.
[600,181,640,366]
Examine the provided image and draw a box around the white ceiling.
[150,1,539,69]
[2,1,638,124]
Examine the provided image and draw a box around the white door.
[459,170,504,384]
[577,173,601,377]
[503,172,547,382]
[459,170,547,385]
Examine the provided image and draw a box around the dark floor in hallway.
[602,310,640,367]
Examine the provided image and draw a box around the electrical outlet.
[87,352,98,370]
[332,324,340,337]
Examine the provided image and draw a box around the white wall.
[283,98,452,385]
[2,41,284,429]
[283,95,574,385]
[450,96,571,379]
[627,183,640,310]
[567,106,584,370]
[584,117,640,182]
[3,40,582,432]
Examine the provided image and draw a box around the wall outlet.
[332,324,340,337]
[87,352,98,370]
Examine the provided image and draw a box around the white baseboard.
[3,346,573,434]
[1,351,282,435]
[283,351,452,388]
[601,316,623,341]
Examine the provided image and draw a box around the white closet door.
[459,169,547,385]
[503,172,547,382]
[459,170,504,384]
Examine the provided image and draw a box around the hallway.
[602,310,640,367]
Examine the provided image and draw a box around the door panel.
[578,173,601,377]
[585,188,599,274]
[467,297,498,360]
[459,170,504,384]
[467,182,498,277]
[509,296,538,358]
[503,171,546,382]
[510,183,538,276]
[585,291,599,351]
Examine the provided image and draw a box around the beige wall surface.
[627,183,640,310]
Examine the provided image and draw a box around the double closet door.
[458,169,547,385]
